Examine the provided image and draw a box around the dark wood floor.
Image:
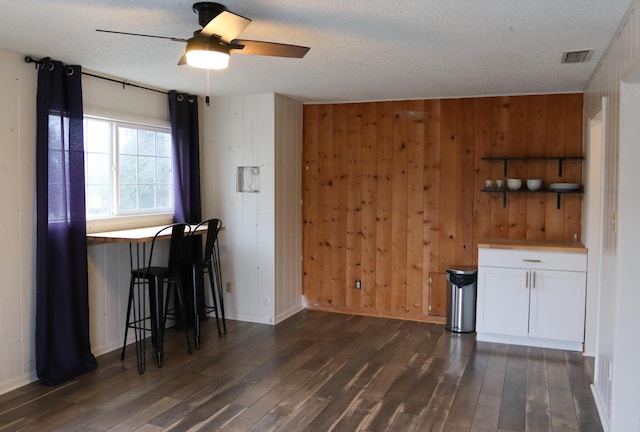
[0,310,602,431]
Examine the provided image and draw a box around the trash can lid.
[446,266,477,275]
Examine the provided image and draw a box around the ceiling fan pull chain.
[206,69,211,106]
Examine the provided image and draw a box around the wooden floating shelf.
[481,187,584,209]
[481,156,585,177]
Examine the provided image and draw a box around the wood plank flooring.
[0,310,602,431]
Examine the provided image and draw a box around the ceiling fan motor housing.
[193,2,226,27]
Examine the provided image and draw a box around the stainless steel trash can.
[445,267,477,333]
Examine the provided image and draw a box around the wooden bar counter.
[478,238,587,253]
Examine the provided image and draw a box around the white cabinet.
[477,247,587,351]
[477,266,530,337]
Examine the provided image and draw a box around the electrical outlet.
[355,279,361,290]
[226,282,232,293]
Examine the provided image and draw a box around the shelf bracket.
[558,158,564,177]
[556,192,561,209]
[502,159,508,177]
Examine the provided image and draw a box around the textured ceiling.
[0,0,633,103]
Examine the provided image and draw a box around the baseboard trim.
[276,305,304,324]
[0,371,38,396]
[591,383,610,432]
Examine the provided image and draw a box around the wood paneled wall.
[302,94,583,322]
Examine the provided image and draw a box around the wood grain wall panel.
[546,94,567,157]
[457,99,475,266]
[375,102,393,313]
[360,103,378,312]
[562,94,584,241]
[391,101,409,314]
[473,98,493,253]
[529,96,548,157]
[438,99,460,278]
[346,104,363,309]
[331,104,348,307]
[525,96,549,240]
[506,98,528,239]
[302,105,320,306]
[525,188,546,241]
[489,97,510,238]
[302,93,583,322]
[544,95,569,240]
[429,272,447,318]
[424,100,440,316]
[318,104,335,307]
[406,100,425,315]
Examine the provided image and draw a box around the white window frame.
[84,110,174,233]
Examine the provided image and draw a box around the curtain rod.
[24,56,168,95]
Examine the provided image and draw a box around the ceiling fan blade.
[201,10,251,42]
[96,29,188,42]
[230,39,310,58]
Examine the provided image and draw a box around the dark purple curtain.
[169,91,203,322]
[35,58,97,385]
[169,91,202,224]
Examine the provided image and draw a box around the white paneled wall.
[584,1,640,430]
[0,49,37,394]
[275,96,303,323]
[200,94,303,325]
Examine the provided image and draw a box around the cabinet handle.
[532,271,536,289]
[523,259,541,263]
[525,271,529,288]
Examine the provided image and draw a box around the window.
[84,117,173,219]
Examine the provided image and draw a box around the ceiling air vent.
[562,50,594,64]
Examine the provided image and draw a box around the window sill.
[86,213,174,234]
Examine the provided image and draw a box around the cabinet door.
[528,269,586,342]
[477,267,530,336]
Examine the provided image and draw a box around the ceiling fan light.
[185,37,230,69]
[186,50,230,69]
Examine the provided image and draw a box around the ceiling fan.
[96,2,310,70]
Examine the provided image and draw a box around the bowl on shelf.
[526,178,542,191]
[507,178,522,190]
[549,183,581,191]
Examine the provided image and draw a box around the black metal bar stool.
[120,223,192,373]
[190,218,226,349]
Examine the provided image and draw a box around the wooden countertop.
[478,238,587,253]
[87,223,215,245]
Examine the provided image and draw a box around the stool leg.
[121,277,134,361]
[134,277,146,374]
[206,264,222,338]
[174,275,192,354]
[213,243,226,334]
[192,265,201,349]
[152,276,164,368]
